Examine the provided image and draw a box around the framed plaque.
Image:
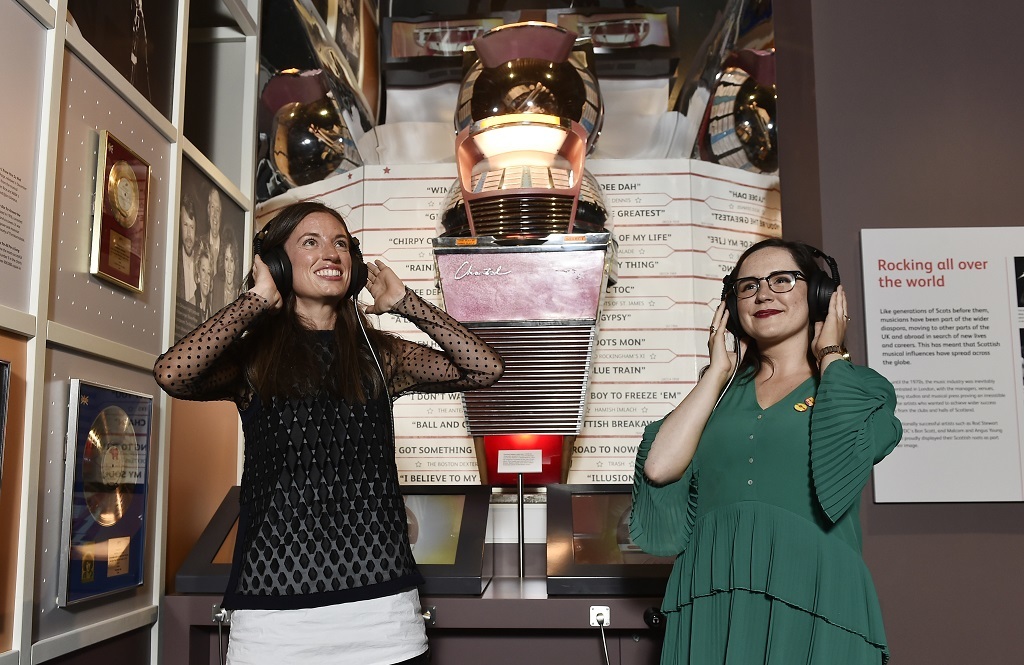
[90,130,150,292]
[58,379,153,606]
[0,359,9,497]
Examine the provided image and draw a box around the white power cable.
[596,613,610,665]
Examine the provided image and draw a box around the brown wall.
[775,1,1024,662]
[165,399,238,593]
[0,332,26,652]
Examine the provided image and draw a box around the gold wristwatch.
[816,345,850,363]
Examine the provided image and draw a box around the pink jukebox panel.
[435,249,607,322]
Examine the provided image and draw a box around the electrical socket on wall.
[590,605,610,627]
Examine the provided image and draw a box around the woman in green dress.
[631,239,902,664]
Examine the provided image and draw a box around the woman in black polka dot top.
[154,200,503,665]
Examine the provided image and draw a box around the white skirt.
[226,589,428,665]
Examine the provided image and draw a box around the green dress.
[630,361,902,665]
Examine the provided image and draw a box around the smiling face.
[180,206,196,255]
[207,189,222,235]
[283,211,354,312]
[197,253,213,299]
[734,246,810,345]
[222,241,238,283]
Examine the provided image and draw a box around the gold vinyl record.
[106,159,140,229]
[82,406,136,527]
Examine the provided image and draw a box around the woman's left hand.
[364,260,407,314]
[812,285,849,360]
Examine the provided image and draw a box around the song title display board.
[258,160,780,485]
[862,227,1024,502]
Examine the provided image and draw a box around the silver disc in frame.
[81,405,136,527]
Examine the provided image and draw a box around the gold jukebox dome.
[442,22,608,240]
[454,22,604,154]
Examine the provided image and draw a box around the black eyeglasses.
[732,270,805,299]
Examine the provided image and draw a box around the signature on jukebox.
[453,261,512,279]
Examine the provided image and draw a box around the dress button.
[747,479,754,485]
[749,457,754,463]
[749,434,754,440]
[757,414,762,420]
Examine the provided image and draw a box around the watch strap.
[816,344,849,363]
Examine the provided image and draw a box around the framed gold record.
[90,130,150,293]
[106,160,140,228]
[58,379,152,606]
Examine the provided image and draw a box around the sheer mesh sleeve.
[153,291,271,403]
[384,287,504,396]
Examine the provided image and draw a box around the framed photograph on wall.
[175,157,246,342]
[0,359,10,498]
[90,130,150,293]
[58,379,153,606]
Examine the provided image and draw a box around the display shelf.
[182,1,259,192]
[64,26,177,142]
[29,605,157,664]
[45,322,156,371]
[0,0,260,662]
[0,308,35,339]
[11,0,53,28]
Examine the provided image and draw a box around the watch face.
[106,160,140,228]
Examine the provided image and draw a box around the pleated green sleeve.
[629,418,699,557]
[810,362,902,523]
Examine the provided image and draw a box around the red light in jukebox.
[483,434,565,486]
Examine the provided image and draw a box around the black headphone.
[253,226,368,300]
[721,243,840,336]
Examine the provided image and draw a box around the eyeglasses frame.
[731,270,807,299]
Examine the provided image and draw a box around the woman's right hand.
[707,301,745,380]
[249,254,283,310]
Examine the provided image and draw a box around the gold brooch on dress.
[794,397,815,412]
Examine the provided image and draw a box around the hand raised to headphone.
[248,254,283,311]
[812,284,848,359]
[364,260,407,315]
[708,301,746,381]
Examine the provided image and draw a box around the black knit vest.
[223,338,421,610]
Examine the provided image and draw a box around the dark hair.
[221,226,239,270]
[181,190,198,221]
[243,201,397,403]
[193,239,211,277]
[729,238,824,378]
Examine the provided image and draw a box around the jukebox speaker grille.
[461,324,596,435]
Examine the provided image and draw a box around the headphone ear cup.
[262,246,292,299]
[806,271,836,321]
[254,231,292,299]
[345,237,367,299]
[722,277,743,336]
